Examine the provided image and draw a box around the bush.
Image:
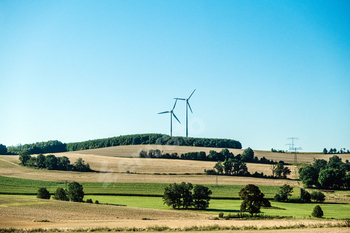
[218,212,224,218]
[53,188,68,201]
[311,191,325,202]
[301,189,311,203]
[262,199,271,207]
[37,188,50,199]
[274,194,282,202]
[95,200,100,204]
[86,199,93,203]
[312,205,324,218]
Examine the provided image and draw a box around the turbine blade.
[187,102,193,113]
[173,113,181,124]
[158,111,170,114]
[172,99,177,110]
[188,89,196,99]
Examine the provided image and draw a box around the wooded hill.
[5,134,242,155]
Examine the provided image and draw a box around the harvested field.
[0,196,346,231]
[0,154,297,186]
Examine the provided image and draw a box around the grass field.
[0,175,296,199]
[81,195,350,219]
[1,194,349,220]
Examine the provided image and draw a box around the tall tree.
[0,144,7,155]
[239,184,266,216]
[180,182,193,209]
[53,188,69,201]
[223,159,233,175]
[214,161,224,175]
[242,147,254,162]
[67,182,84,202]
[36,153,46,169]
[45,154,57,170]
[19,151,31,166]
[192,185,212,210]
[163,183,182,209]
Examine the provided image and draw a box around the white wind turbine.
[175,89,196,137]
[158,100,181,136]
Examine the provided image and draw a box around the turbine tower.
[175,89,196,137]
[158,100,181,136]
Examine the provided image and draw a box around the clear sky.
[1,0,349,152]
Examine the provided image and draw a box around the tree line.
[19,151,92,172]
[299,155,350,189]
[206,159,291,179]
[7,140,67,155]
[2,134,242,155]
[140,147,278,165]
[37,181,91,203]
[323,148,349,154]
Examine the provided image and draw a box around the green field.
[82,195,350,219]
[2,194,349,219]
[0,175,298,199]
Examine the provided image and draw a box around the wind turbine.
[175,89,196,137]
[158,100,181,136]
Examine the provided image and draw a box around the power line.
[286,137,302,163]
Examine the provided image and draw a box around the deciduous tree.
[37,187,50,199]
[67,182,84,202]
[238,184,266,216]
[19,151,31,166]
[53,188,69,201]
[192,185,212,209]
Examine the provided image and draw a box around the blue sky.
[1,0,349,152]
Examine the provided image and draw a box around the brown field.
[0,196,346,232]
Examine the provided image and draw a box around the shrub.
[300,189,311,203]
[262,198,271,207]
[95,200,100,204]
[86,199,93,203]
[311,191,325,202]
[219,212,224,218]
[37,187,50,199]
[312,205,324,218]
[53,188,68,201]
[205,169,217,175]
[274,194,282,202]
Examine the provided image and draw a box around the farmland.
[1,144,350,231]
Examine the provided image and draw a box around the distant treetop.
[6,134,242,154]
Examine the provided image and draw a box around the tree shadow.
[205,208,241,213]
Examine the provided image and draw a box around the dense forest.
[4,134,242,155]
